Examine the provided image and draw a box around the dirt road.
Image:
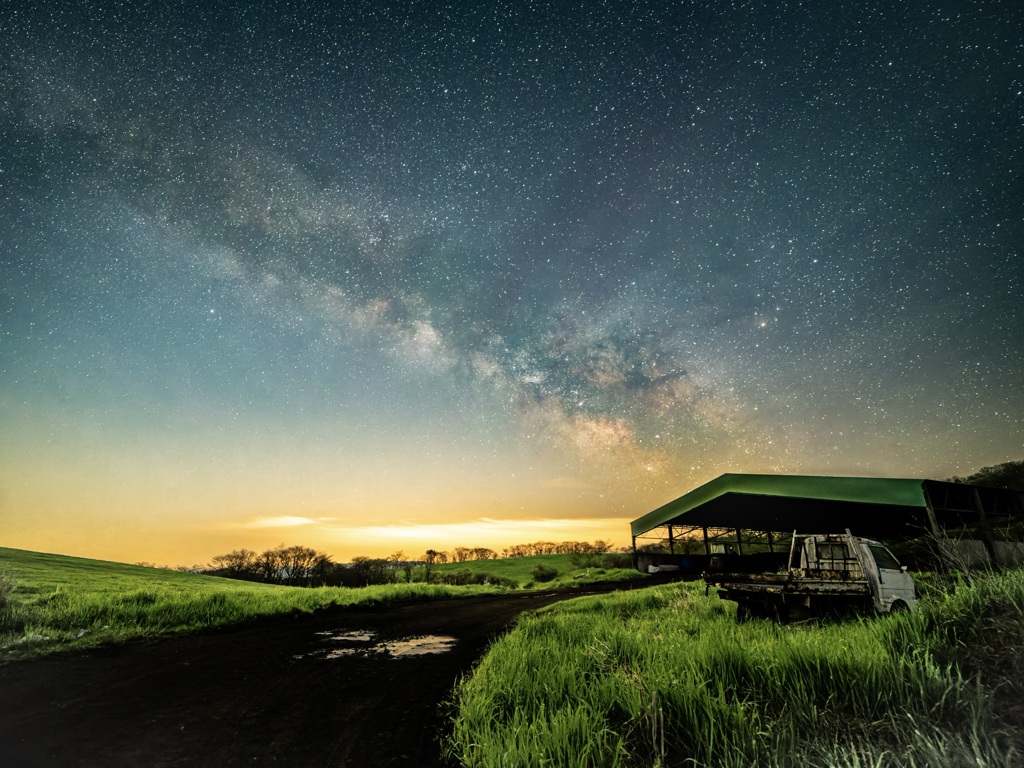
[0,583,649,767]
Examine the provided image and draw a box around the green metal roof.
[631,473,929,538]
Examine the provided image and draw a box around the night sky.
[2,1,1022,565]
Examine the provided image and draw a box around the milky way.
[2,1,1022,562]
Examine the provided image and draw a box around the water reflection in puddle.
[382,635,458,657]
[297,630,457,660]
[318,630,376,643]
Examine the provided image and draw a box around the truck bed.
[708,569,872,597]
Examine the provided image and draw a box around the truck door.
[866,545,918,611]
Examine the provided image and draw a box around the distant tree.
[253,547,284,582]
[346,556,394,587]
[206,545,332,586]
[949,460,1024,492]
[636,542,669,554]
[209,549,259,580]
[452,546,472,563]
[388,551,413,582]
[276,545,332,586]
[498,540,619,558]
[421,549,441,582]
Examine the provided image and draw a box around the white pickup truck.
[704,532,919,621]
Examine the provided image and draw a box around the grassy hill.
[0,547,502,659]
[0,547,283,598]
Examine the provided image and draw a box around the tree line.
[424,539,616,565]
[948,460,1024,491]
[197,539,621,587]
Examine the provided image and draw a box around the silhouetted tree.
[346,556,394,586]
[949,460,1024,492]
[421,549,441,581]
[209,549,259,580]
[388,551,413,582]
[277,545,332,586]
[206,545,332,586]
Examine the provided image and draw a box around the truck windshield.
[868,545,901,571]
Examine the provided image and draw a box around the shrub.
[568,552,603,569]
[601,552,633,569]
[440,569,478,586]
[438,570,517,588]
[531,565,559,583]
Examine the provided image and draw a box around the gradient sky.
[2,0,1022,567]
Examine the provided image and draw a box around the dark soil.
[0,581,657,767]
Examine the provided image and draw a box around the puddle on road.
[296,630,457,660]
[381,635,458,657]
[317,630,376,642]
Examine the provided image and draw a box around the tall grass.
[447,571,1024,767]
[0,572,18,634]
[12,582,501,640]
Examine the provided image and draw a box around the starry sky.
[2,0,1022,566]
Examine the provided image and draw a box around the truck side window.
[868,545,901,571]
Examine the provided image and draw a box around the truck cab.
[797,534,919,613]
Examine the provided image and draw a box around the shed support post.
[767,530,775,553]
[668,525,675,554]
[631,536,637,571]
[922,482,943,538]
[703,527,710,555]
[735,529,743,556]
[972,488,999,567]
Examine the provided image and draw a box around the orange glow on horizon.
[3,515,635,568]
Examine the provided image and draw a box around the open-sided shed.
[631,473,1024,572]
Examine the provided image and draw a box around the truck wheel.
[889,600,909,613]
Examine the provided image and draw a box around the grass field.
[447,571,1024,768]
[0,547,504,658]
[428,553,641,588]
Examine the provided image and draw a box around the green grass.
[447,570,1024,768]
[0,547,504,658]
[428,553,642,588]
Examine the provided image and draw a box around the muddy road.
[0,582,654,767]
